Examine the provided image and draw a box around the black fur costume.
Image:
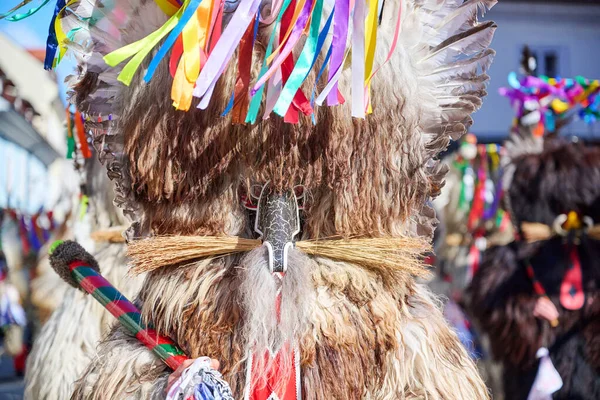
[468,139,600,399]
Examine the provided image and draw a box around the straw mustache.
[128,235,431,277]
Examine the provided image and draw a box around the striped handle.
[68,261,188,370]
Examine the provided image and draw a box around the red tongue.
[560,245,585,310]
[249,345,298,400]
[248,272,300,400]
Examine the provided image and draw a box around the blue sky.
[0,5,74,104]
[0,4,53,48]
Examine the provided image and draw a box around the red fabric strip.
[207,0,224,53]
[164,354,189,370]
[279,0,309,123]
[232,17,255,124]
[135,328,178,346]
[68,261,90,272]
[560,245,585,310]
[169,36,184,78]
[74,111,92,158]
[249,346,298,400]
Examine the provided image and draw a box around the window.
[521,46,565,78]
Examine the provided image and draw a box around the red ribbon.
[74,111,92,158]
[232,18,256,124]
[560,244,585,310]
[248,272,299,400]
[280,0,313,124]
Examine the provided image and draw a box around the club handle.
[68,261,188,370]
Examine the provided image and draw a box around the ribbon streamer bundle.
[2,0,404,122]
[500,72,600,136]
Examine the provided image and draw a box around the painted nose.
[254,184,300,272]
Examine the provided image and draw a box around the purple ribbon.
[326,0,349,106]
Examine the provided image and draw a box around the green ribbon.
[273,0,325,117]
[454,160,469,211]
[245,0,294,123]
[495,209,504,228]
[66,135,75,159]
[4,0,52,21]
[104,5,185,86]
[0,1,31,20]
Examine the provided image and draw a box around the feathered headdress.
[0,0,498,241]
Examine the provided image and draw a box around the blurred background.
[0,0,598,399]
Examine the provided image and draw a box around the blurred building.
[0,33,77,216]
[473,0,600,141]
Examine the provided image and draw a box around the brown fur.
[73,253,489,399]
[67,0,495,398]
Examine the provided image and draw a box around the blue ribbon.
[44,0,66,70]
[221,91,235,116]
[145,0,203,82]
[310,44,333,124]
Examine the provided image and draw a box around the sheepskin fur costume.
[468,139,600,400]
[55,0,497,398]
[24,157,145,400]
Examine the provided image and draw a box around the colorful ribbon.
[273,0,331,117]
[326,0,349,106]
[43,0,66,70]
[26,0,407,123]
[245,0,292,123]
[74,110,92,159]
[500,72,600,133]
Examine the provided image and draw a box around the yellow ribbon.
[154,0,180,16]
[172,0,214,110]
[364,0,378,114]
[551,98,569,114]
[577,80,600,102]
[172,58,194,110]
[53,0,79,67]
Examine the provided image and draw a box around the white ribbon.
[527,347,563,400]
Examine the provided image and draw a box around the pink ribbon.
[250,0,315,95]
[193,0,262,105]
[351,0,366,118]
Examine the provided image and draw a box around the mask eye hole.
[294,185,306,210]
[250,184,263,200]
[294,185,305,200]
